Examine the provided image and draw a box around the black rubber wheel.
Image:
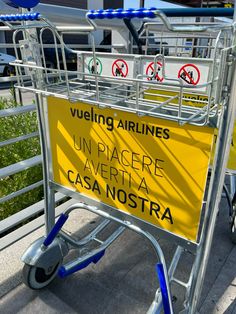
[22,262,61,290]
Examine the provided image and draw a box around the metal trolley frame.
[1,4,236,314]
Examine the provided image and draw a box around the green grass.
[0,95,43,220]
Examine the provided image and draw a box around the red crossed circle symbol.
[146,61,163,82]
[112,59,128,78]
[178,64,200,85]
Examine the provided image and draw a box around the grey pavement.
[0,88,12,99]
[0,197,236,314]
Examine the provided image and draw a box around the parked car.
[98,32,169,56]
[43,47,77,71]
[0,52,16,76]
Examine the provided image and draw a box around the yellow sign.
[227,125,236,172]
[145,88,236,173]
[144,88,208,107]
[47,97,214,242]
[212,127,236,173]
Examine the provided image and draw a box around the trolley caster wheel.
[22,261,61,290]
[21,236,68,290]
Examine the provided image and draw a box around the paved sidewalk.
[0,198,236,314]
[0,87,34,104]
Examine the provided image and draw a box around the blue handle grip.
[43,213,69,247]
[87,7,234,20]
[156,263,171,314]
[87,8,156,20]
[58,250,105,278]
[0,12,41,22]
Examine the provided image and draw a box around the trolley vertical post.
[187,10,236,313]
[19,6,56,234]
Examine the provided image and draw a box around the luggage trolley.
[1,1,236,313]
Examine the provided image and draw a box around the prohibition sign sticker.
[112,59,128,77]
[88,57,102,75]
[146,61,163,82]
[178,64,200,85]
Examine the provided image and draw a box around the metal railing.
[0,88,69,251]
[0,103,42,236]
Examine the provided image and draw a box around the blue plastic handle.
[58,250,105,278]
[43,213,69,247]
[87,8,156,20]
[156,263,171,314]
[0,12,41,22]
[87,7,234,20]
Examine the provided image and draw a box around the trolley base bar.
[58,249,105,278]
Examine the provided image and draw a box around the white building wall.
[87,0,104,46]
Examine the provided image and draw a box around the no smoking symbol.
[178,64,200,85]
[146,61,163,82]
[112,59,128,78]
